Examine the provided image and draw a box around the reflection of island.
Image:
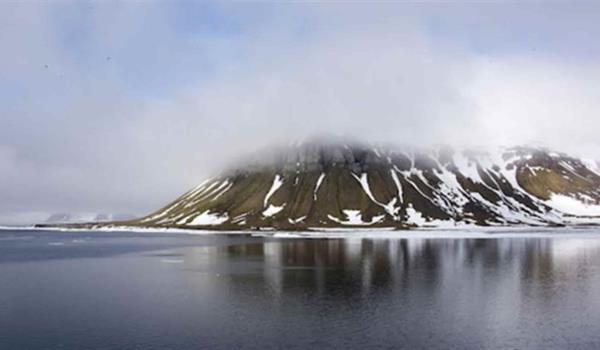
[215,238,600,301]
[171,237,600,348]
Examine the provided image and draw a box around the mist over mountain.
[58,138,600,230]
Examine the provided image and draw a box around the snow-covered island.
[37,139,600,232]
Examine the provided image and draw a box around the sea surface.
[2,228,600,349]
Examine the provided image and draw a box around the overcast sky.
[1,1,600,224]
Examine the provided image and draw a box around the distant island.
[37,138,600,231]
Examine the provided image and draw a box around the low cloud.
[1,2,600,223]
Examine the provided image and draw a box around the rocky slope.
[121,139,600,230]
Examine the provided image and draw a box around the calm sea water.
[1,229,600,349]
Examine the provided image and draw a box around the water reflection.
[165,237,600,349]
[209,238,600,299]
[3,231,600,349]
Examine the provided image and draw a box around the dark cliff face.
[130,140,600,230]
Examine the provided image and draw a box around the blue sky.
[1,1,600,223]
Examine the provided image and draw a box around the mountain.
[120,139,600,230]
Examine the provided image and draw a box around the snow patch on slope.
[263,204,285,217]
[264,175,283,207]
[352,172,397,216]
[288,216,307,224]
[210,181,232,201]
[328,210,385,226]
[390,169,403,203]
[582,159,600,177]
[545,194,600,216]
[188,211,229,226]
[314,173,326,200]
[405,204,470,228]
[405,205,426,226]
[453,152,484,183]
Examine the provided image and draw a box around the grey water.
[2,229,600,349]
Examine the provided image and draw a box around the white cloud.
[1,2,600,223]
[468,56,600,155]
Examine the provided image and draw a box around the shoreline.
[2,224,600,240]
